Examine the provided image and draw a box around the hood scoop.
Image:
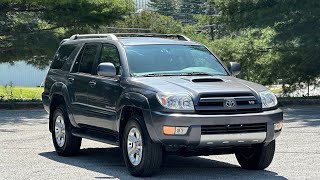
[192,78,224,83]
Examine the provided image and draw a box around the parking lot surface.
[0,106,319,180]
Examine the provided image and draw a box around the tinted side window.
[71,47,84,73]
[51,44,77,70]
[97,44,120,74]
[78,44,98,74]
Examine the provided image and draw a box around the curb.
[278,98,320,106]
[0,102,43,110]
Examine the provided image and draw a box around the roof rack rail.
[69,34,118,40]
[113,33,191,41]
[68,33,191,41]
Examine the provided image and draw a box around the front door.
[68,43,100,125]
[86,43,122,131]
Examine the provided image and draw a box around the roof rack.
[67,33,190,41]
[113,33,191,41]
[69,34,118,40]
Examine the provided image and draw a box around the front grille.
[201,123,267,135]
[196,92,262,114]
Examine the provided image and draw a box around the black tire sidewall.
[51,106,73,154]
[122,115,162,176]
[236,140,276,170]
[122,117,147,174]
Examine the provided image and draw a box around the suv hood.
[131,76,268,101]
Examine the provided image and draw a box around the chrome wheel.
[54,115,66,147]
[127,127,143,166]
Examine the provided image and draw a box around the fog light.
[175,127,188,135]
[163,126,188,135]
[274,121,283,131]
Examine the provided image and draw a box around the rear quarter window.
[51,44,78,70]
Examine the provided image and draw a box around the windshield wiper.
[140,73,179,77]
[178,72,214,76]
[139,72,226,77]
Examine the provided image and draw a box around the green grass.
[0,86,44,100]
[267,85,283,94]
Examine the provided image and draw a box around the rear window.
[51,44,78,70]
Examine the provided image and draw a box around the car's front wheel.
[235,140,275,170]
[122,115,163,177]
[52,105,82,156]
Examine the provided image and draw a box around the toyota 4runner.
[42,33,283,177]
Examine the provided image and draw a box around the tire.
[235,140,275,170]
[122,115,163,177]
[52,105,82,156]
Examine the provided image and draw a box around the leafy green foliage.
[0,0,134,68]
[149,0,207,22]
[115,11,182,34]
[211,0,320,87]
[148,0,179,17]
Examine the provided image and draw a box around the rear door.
[86,43,122,131]
[68,43,100,125]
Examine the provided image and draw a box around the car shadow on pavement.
[39,147,287,180]
[0,109,48,125]
[283,106,320,127]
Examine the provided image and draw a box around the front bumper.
[146,108,283,147]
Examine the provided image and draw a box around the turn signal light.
[274,121,283,131]
[163,126,188,135]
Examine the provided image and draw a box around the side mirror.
[228,62,241,76]
[97,62,116,77]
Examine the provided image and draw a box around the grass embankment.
[0,86,43,101]
[267,85,283,94]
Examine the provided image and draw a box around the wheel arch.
[117,92,160,146]
[49,82,77,132]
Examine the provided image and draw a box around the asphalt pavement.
[0,106,319,180]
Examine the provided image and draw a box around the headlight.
[259,90,278,109]
[156,93,194,111]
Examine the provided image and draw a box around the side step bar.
[72,128,119,146]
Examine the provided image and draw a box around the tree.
[0,0,134,68]
[149,0,207,23]
[211,0,320,88]
[114,11,182,34]
[148,0,179,17]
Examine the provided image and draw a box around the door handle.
[68,77,74,84]
[89,80,96,87]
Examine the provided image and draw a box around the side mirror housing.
[97,63,116,77]
[228,62,241,76]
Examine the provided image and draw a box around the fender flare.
[49,82,79,129]
[116,92,160,143]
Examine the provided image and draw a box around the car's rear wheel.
[235,140,275,170]
[52,105,82,156]
[122,115,163,177]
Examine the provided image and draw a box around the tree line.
[1,0,319,93]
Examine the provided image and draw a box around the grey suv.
[42,33,283,177]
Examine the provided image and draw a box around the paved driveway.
[0,106,319,179]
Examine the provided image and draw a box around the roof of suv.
[61,34,200,46]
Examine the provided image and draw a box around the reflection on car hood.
[131,76,268,100]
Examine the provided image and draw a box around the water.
[0,61,49,87]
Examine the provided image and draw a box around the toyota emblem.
[225,99,236,108]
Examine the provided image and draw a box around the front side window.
[77,44,99,74]
[125,45,227,76]
[51,44,77,70]
[96,44,121,75]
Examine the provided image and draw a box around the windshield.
[125,45,228,76]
